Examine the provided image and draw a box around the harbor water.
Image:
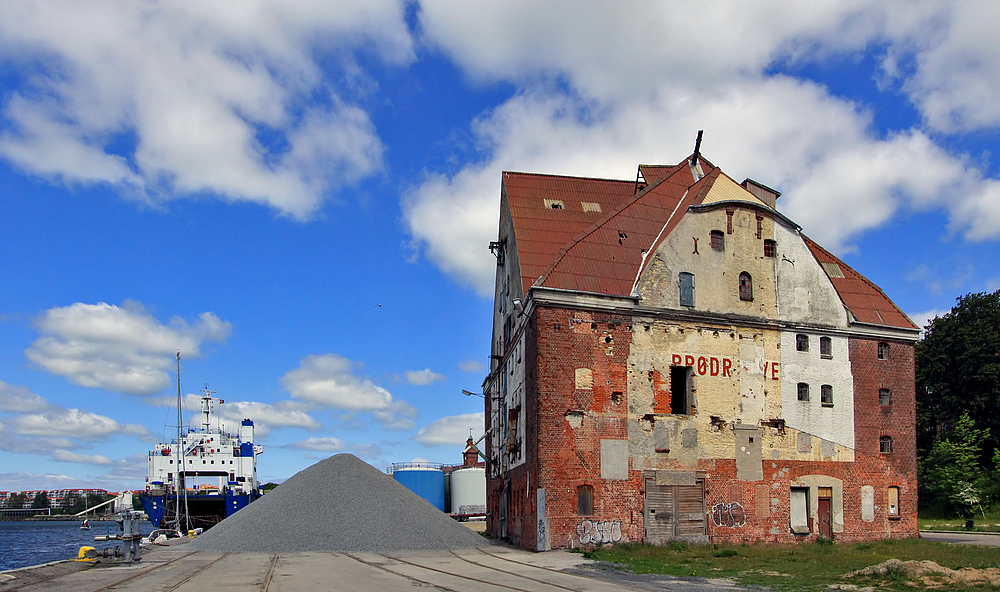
[0,520,155,572]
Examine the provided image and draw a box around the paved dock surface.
[0,541,743,591]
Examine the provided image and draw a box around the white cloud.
[289,437,344,452]
[406,2,1000,295]
[51,450,114,466]
[908,308,949,336]
[0,472,77,491]
[206,397,321,436]
[415,412,483,446]
[282,354,417,430]
[0,1,413,218]
[11,408,150,440]
[458,360,484,373]
[405,368,446,386]
[26,301,231,395]
[0,381,49,412]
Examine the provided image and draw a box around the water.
[0,520,155,572]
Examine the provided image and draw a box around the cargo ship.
[138,384,263,531]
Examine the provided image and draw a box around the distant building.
[483,152,918,550]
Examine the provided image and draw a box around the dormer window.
[710,230,724,251]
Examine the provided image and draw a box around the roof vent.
[821,262,845,278]
[543,199,564,210]
[581,201,602,213]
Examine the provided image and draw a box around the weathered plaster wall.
[780,331,856,451]
[773,224,847,328]
[636,206,778,320]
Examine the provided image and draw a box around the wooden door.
[817,497,832,539]
[644,478,705,544]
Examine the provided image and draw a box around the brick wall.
[489,304,918,549]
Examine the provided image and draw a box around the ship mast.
[175,351,191,534]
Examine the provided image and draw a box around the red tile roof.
[802,236,917,330]
[503,158,915,331]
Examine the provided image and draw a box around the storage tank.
[449,467,486,516]
[391,462,446,512]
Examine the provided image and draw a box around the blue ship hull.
[138,491,260,530]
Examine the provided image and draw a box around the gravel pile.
[190,453,488,552]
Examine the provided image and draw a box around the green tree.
[919,413,989,516]
[917,289,1000,454]
[8,493,26,509]
[31,491,49,509]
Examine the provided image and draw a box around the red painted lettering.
[684,355,695,368]
[698,357,707,375]
[722,358,733,377]
[672,354,682,366]
[710,357,719,376]
[771,362,780,381]
[763,361,769,377]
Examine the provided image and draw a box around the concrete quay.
[0,539,743,592]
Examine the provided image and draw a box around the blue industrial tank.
[391,462,446,512]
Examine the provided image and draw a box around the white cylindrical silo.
[449,467,486,516]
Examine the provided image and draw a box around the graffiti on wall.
[711,502,747,528]
[577,520,623,544]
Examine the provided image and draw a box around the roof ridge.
[503,170,637,184]
[628,168,722,292]
[802,234,918,330]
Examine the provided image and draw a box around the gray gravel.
[190,453,489,552]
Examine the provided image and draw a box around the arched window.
[739,272,753,301]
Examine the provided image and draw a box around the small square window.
[796,334,809,352]
[880,436,892,454]
[821,385,833,407]
[879,388,890,406]
[878,342,890,360]
[710,230,725,251]
[820,337,832,358]
[763,239,776,257]
[797,382,810,401]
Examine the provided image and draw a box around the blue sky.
[1,2,999,490]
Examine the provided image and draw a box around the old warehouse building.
[483,147,918,550]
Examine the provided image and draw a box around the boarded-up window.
[888,486,900,517]
[577,485,593,516]
[790,488,810,534]
[679,272,695,307]
[879,388,891,406]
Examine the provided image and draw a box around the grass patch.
[584,538,1000,591]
